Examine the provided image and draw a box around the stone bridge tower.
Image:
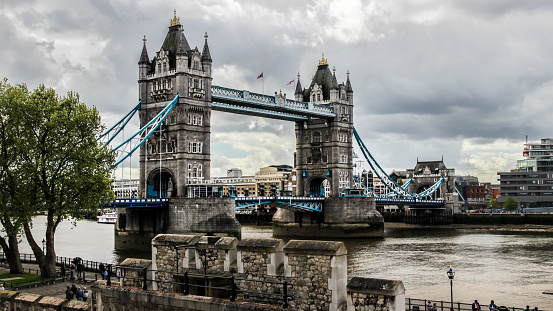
[294,55,354,197]
[138,11,212,198]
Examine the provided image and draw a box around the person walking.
[82,287,89,302]
[472,300,481,311]
[60,263,66,278]
[489,300,497,311]
[99,263,105,280]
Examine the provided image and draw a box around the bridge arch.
[415,184,441,199]
[307,176,331,197]
[147,168,176,198]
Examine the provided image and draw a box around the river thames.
[19,217,553,309]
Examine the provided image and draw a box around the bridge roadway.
[107,196,444,212]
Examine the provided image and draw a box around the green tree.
[397,178,404,186]
[489,198,499,212]
[503,196,518,211]
[0,79,115,277]
[0,79,29,274]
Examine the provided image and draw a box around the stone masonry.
[124,234,406,311]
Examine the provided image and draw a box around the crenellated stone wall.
[347,277,405,311]
[124,234,406,311]
[118,258,153,289]
[0,290,90,311]
[284,240,348,311]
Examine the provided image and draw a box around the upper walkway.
[211,85,336,121]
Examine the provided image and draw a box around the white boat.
[97,212,118,224]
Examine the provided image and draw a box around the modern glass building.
[498,138,553,208]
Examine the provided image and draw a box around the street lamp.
[447,266,455,310]
[42,239,46,253]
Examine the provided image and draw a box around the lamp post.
[447,266,455,310]
[42,238,46,253]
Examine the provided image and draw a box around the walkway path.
[0,262,101,300]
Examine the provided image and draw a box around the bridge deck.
[211,86,336,121]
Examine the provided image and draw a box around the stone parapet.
[92,282,288,311]
[284,240,348,311]
[118,258,152,289]
[347,277,405,311]
[118,234,405,311]
[0,290,90,311]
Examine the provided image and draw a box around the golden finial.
[318,52,328,66]
[170,9,180,27]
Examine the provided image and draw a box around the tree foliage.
[489,198,499,211]
[503,196,518,211]
[0,79,115,277]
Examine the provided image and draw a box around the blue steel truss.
[211,86,336,120]
[235,196,324,212]
[98,101,141,146]
[110,94,179,166]
[353,127,444,199]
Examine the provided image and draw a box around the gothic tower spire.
[201,32,212,63]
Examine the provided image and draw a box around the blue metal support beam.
[211,85,336,120]
[235,196,324,213]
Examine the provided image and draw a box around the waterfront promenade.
[0,262,92,299]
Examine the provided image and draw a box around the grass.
[0,273,43,287]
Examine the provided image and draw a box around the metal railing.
[114,265,292,308]
[406,298,545,311]
[0,252,111,287]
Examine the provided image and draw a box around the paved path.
[0,262,99,300]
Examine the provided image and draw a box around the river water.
[17,217,553,309]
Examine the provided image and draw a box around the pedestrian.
[82,287,89,302]
[489,300,497,311]
[0,283,4,290]
[426,300,432,311]
[71,284,77,296]
[76,287,83,301]
[524,306,530,311]
[65,286,73,300]
[60,263,66,278]
[99,263,105,280]
[432,303,438,311]
[472,300,481,311]
[103,268,108,280]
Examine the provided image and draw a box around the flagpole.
[262,69,265,95]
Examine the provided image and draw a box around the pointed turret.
[346,70,353,92]
[331,67,339,89]
[330,67,339,102]
[176,29,189,72]
[177,29,188,55]
[346,70,353,104]
[139,35,150,65]
[201,32,212,63]
[201,32,212,75]
[295,72,303,101]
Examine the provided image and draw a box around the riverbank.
[385,221,553,232]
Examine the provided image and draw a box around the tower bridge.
[105,12,458,249]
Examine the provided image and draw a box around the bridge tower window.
[313,132,321,143]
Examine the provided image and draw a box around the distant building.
[455,175,487,210]
[497,138,553,209]
[254,165,293,196]
[113,179,140,198]
[189,165,295,198]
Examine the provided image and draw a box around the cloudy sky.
[2,0,553,183]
